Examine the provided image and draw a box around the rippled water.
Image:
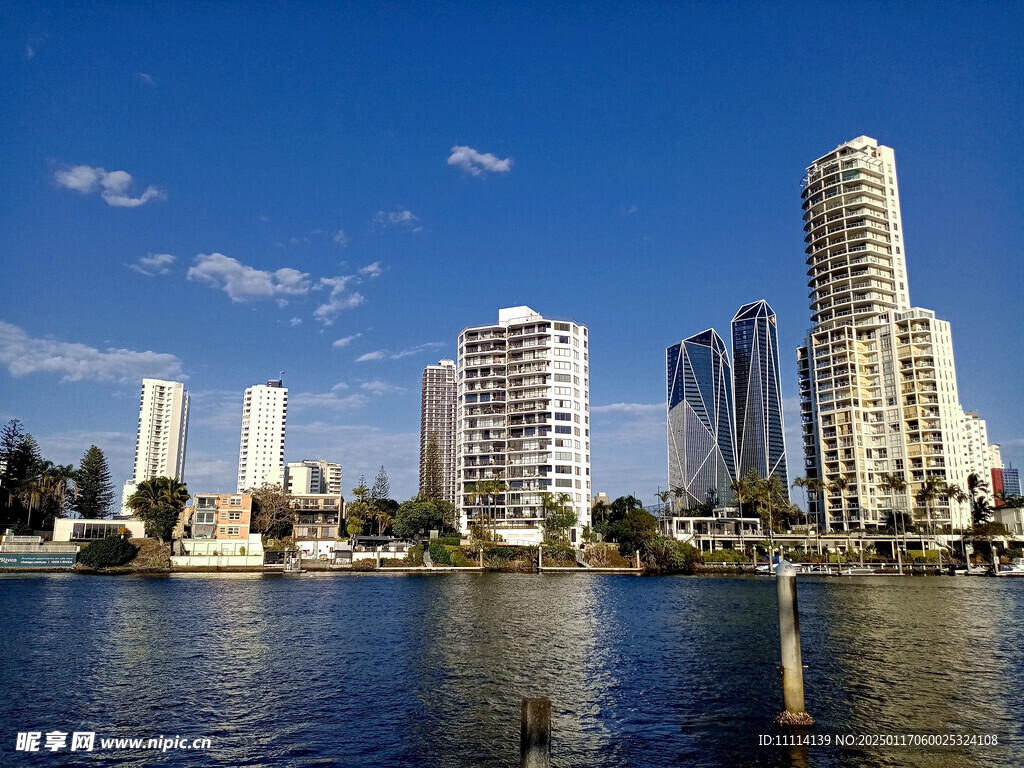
[1,573,1022,767]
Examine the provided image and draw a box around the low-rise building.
[53,517,146,542]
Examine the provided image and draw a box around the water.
[1,573,1022,767]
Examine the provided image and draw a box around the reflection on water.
[1,573,1022,767]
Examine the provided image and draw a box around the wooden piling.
[520,697,551,768]
[774,560,814,726]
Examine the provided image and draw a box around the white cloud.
[54,164,165,207]
[390,342,445,359]
[288,391,370,412]
[361,380,405,395]
[355,342,445,362]
[373,209,422,231]
[333,333,362,348]
[333,229,349,247]
[0,321,184,382]
[128,252,175,276]
[591,402,663,415]
[447,145,513,176]
[186,253,312,303]
[359,262,382,278]
[314,276,364,325]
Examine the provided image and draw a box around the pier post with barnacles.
[775,560,814,725]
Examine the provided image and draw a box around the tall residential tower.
[457,307,590,544]
[237,379,288,492]
[420,359,457,504]
[797,137,971,532]
[121,378,190,513]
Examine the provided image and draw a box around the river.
[1,572,1021,767]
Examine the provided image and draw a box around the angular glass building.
[732,300,790,497]
[666,330,736,510]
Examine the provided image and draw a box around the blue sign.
[0,553,77,568]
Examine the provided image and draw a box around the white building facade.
[237,380,288,492]
[797,137,973,533]
[121,378,190,514]
[285,459,342,495]
[457,306,591,544]
[420,359,457,505]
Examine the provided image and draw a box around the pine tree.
[371,465,390,502]
[422,433,443,500]
[73,446,115,519]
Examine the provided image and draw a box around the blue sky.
[2,2,1022,504]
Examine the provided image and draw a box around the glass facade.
[731,300,790,497]
[666,330,736,509]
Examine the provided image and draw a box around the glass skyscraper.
[666,329,736,510]
[732,300,790,497]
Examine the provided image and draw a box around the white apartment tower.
[121,378,190,513]
[285,459,342,495]
[420,359,457,505]
[457,306,591,544]
[797,137,972,532]
[237,380,288,492]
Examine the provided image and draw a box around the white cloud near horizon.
[187,253,311,303]
[54,164,165,208]
[361,380,405,395]
[447,145,513,176]
[0,321,184,382]
[128,252,175,276]
[373,209,422,231]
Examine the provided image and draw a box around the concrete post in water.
[774,560,814,725]
[520,697,551,768]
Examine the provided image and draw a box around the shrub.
[429,539,451,565]
[78,536,138,568]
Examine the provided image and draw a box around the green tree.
[967,472,992,527]
[371,466,390,504]
[393,496,450,538]
[249,484,295,539]
[608,508,659,556]
[72,445,115,519]
[421,433,444,500]
[543,493,578,543]
[128,477,189,543]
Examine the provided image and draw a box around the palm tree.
[916,476,946,538]
[829,476,852,562]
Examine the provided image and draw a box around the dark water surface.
[1,573,1022,767]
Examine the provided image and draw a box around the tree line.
[1,419,116,533]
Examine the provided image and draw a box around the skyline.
[2,3,1022,503]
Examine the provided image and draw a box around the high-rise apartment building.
[237,380,288,492]
[121,378,190,514]
[731,300,790,497]
[456,306,590,544]
[797,137,971,532]
[285,459,342,495]
[420,359,457,505]
[667,329,736,510]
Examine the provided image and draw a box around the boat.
[994,557,1024,577]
